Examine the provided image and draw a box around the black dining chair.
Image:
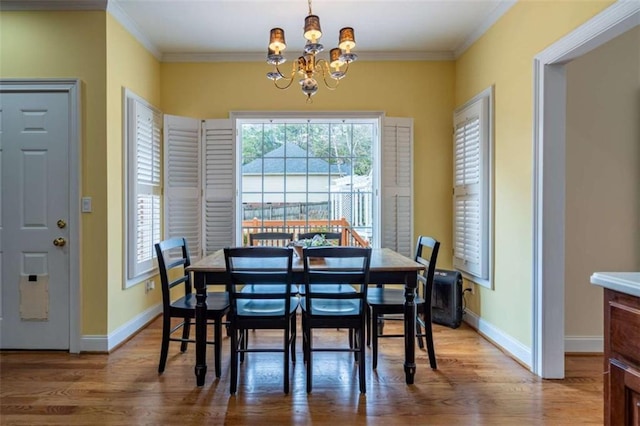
[296,231,353,295]
[366,236,440,369]
[244,232,298,296]
[301,246,372,393]
[154,237,230,376]
[224,246,298,394]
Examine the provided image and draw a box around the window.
[453,87,493,287]
[237,118,376,247]
[125,91,162,286]
[163,113,414,258]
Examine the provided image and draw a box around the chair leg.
[423,312,437,369]
[358,327,366,394]
[284,323,290,395]
[371,310,379,369]
[302,315,308,363]
[290,314,297,364]
[240,329,247,363]
[158,315,171,373]
[349,329,356,362]
[230,327,238,394]
[180,318,191,353]
[366,306,371,346]
[416,318,425,350]
[306,328,313,393]
[214,318,222,378]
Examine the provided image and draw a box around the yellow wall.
[0,11,109,335]
[1,0,619,348]
[161,61,456,265]
[105,14,162,332]
[0,11,163,336]
[455,0,614,346]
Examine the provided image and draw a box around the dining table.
[186,247,425,386]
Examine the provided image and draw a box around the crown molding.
[358,51,455,61]
[454,0,517,58]
[0,0,107,10]
[162,50,455,63]
[106,0,162,60]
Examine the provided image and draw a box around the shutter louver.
[382,117,413,258]
[453,99,488,280]
[203,119,234,254]
[128,98,162,279]
[164,115,202,260]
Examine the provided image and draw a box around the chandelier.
[266,0,358,102]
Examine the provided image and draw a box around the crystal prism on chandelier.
[266,0,358,102]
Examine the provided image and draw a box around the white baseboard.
[463,312,604,367]
[564,335,603,353]
[80,303,161,352]
[463,310,533,369]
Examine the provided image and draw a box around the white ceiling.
[6,0,517,61]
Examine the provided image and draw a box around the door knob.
[53,237,66,247]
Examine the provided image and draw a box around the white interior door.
[0,89,71,349]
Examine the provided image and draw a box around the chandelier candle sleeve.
[269,28,286,54]
[266,0,357,101]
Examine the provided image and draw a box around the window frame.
[124,89,163,288]
[234,114,380,248]
[452,86,494,288]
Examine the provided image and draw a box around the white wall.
[564,26,640,351]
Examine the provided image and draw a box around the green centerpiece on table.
[291,234,335,257]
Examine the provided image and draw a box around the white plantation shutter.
[203,119,235,254]
[127,97,162,279]
[381,117,413,258]
[453,95,490,280]
[163,115,202,260]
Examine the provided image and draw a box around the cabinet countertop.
[590,272,640,298]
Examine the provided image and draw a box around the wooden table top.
[188,247,424,274]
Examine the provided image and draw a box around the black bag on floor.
[431,269,463,329]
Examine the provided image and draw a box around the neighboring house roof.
[242,143,347,175]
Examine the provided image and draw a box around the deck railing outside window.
[241,217,370,248]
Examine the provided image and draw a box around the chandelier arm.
[271,62,300,90]
[316,59,340,90]
[273,77,296,90]
[341,61,351,75]
[273,62,294,80]
[321,75,340,90]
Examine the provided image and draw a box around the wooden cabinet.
[604,289,640,425]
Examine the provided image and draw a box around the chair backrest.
[297,232,343,246]
[224,246,294,315]
[414,236,440,300]
[249,232,294,247]
[302,246,372,315]
[155,237,192,310]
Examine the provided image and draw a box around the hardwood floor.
[1,317,603,425]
